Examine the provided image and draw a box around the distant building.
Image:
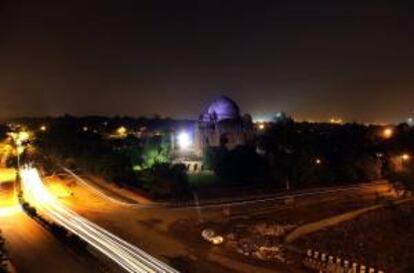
[172,96,254,172]
[194,96,254,156]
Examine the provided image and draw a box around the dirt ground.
[295,200,414,273]
[47,174,393,273]
[50,175,299,273]
[169,194,384,271]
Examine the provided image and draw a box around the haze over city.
[0,1,413,123]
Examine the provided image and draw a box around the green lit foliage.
[140,135,171,169]
[202,147,216,170]
[117,134,171,170]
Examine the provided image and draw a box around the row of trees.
[259,122,383,189]
[113,134,190,199]
[10,115,414,200]
[25,117,188,199]
[32,118,137,185]
[204,120,413,191]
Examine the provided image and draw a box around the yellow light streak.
[20,167,179,273]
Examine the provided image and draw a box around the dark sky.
[0,1,413,123]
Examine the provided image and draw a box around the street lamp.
[8,131,31,171]
[16,145,25,171]
[116,126,127,137]
[382,127,393,139]
[177,131,192,150]
[258,123,265,130]
[399,153,410,170]
[401,153,410,162]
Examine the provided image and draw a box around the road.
[56,170,392,273]
[63,167,391,211]
[1,212,104,273]
[0,172,101,273]
[55,173,314,272]
[20,167,180,273]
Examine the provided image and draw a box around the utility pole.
[193,191,203,223]
[286,177,290,191]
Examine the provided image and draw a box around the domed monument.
[173,96,254,172]
[194,96,253,156]
[200,96,241,122]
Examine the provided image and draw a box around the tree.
[33,117,137,185]
[140,135,171,169]
[213,145,269,186]
[141,163,190,199]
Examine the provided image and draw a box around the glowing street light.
[382,127,393,139]
[40,125,47,131]
[8,130,31,147]
[16,146,25,155]
[258,123,265,130]
[315,158,322,165]
[116,126,127,137]
[8,130,31,171]
[399,153,411,170]
[177,131,192,150]
[408,117,414,126]
[401,153,410,161]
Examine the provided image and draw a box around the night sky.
[0,1,413,123]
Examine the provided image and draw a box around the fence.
[303,249,384,273]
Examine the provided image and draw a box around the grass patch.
[188,173,216,187]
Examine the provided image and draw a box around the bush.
[50,223,67,238]
[212,146,269,186]
[22,202,37,217]
[141,163,190,199]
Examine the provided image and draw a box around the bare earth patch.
[295,201,414,273]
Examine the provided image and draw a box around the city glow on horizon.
[329,117,343,124]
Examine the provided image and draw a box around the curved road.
[62,167,391,210]
[20,167,179,273]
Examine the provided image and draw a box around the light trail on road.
[20,167,179,273]
[62,167,143,207]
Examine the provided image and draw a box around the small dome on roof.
[201,96,240,122]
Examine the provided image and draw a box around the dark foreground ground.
[58,174,391,273]
[295,200,414,273]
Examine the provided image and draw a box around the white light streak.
[20,167,179,273]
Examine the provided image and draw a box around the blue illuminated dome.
[201,96,240,122]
